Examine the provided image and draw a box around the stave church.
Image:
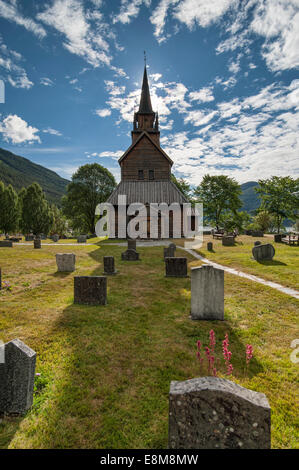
[107,64,190,238]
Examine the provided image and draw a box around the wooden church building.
[107,65,189,238]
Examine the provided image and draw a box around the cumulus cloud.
[0,114,41,144]
[189,87,214,103]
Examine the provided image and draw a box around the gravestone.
[77,235,87,243]
[74,276,107,305]
[207,242,213,251]
[274,234,282,243]
[34,238,41,249]
[127,239,137,251]
[222,236,235,246]
[52,234,59,243]
[0,241,13,248]
[0,339,36,415]
[103,256,117,275]
[254,241,261,246]
[56,253,76,272]
[121,249,140,261]
[251,231,264,237]
[191,265,224,321]
[164,243,176,259]
[165,257,188,277]
[252,244,275,261]
[169,377,271,449]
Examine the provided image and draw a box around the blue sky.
[0,0,298,186]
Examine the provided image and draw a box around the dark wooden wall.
[121,135,171,181]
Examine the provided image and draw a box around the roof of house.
[138,66,153,114]
[107,180,189,205]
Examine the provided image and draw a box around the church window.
[149,169,154,180]
[138,170,144,180]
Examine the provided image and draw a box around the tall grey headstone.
[252,244,275,261]
[191,265,224,320]
[56,253,76,272]
[169,377,271,449]
[207,242,213,251]
[274,234,282,243]
[0,339,36,415]
[164,244,176,259]
[127,239,137,251]
[74,276,107,305]
[165,257,187,277]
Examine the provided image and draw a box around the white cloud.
[150,0,179,42]
[37,0,111,67]
[189,87,214,103]
[95,108,112,117]
[43,127,62,136]
[0,39,33,89]
[0,114,41,144]
[0,0,46,38]
[112,0,151,24]
[40,77,54,86]
[173,0,236,29]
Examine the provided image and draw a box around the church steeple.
[139,66,153,114]
[132,60,160,145]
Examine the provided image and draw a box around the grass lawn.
[0,242,298,449]
[191,234,299,290]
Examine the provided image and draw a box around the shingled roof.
[107,180,188,205]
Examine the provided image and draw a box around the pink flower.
[246,344,253,365]
[209,329,216,353]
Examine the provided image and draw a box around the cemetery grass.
[0,244,298,449]
[190,235,299,290]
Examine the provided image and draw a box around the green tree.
[194,175,242,230]
[252,210,275,233]
[50,205,68,237]
[62,163,116,234]
[171,174,193,202]
[220,210,250,233]
[0,182,19,235]
[20,182,54,236]
[256,176,299,233]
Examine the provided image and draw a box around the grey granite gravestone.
[252,244,275,261]
[165,257,188,277]
[191,265,224,320]
[74,276,107,305]
[254,241,262,246]
[207,242,213,251]
[56,253,76,272]
[274,234,282,243]
[127,239,137,251]
[164,244,176,259]
[0,339,36,415]
[77,235,87,243]
[121,249,140,261]
[34,238,41,249]
[222,236,235,246]
[103,256,117,275]
[169,377,271,449]
[52,234,59,243]
[0,241,13,247]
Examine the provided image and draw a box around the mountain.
[0,148,69,205]
[240,181,260,214]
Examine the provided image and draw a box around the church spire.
[139,65,153,114]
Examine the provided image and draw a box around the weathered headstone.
[121,249,140,261]
[0,339,36,415]
[165,257,188,277]
[169,377,271,449]
[77,235,87,243]
[0,241,13,247]
[274,234,282,243]
[251,231,264,237]
[103,256,117,275]
[52,234,59,243]
[254,241,262,246]
[34,238,41,249]
[191,265,224,321]
[74,276,107,305]
[127,239,137,251]
[222,236,235,246]
[164,243,176,259]
[56,253,76,272]
[207,242,213,251]
[252,244,275,261]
